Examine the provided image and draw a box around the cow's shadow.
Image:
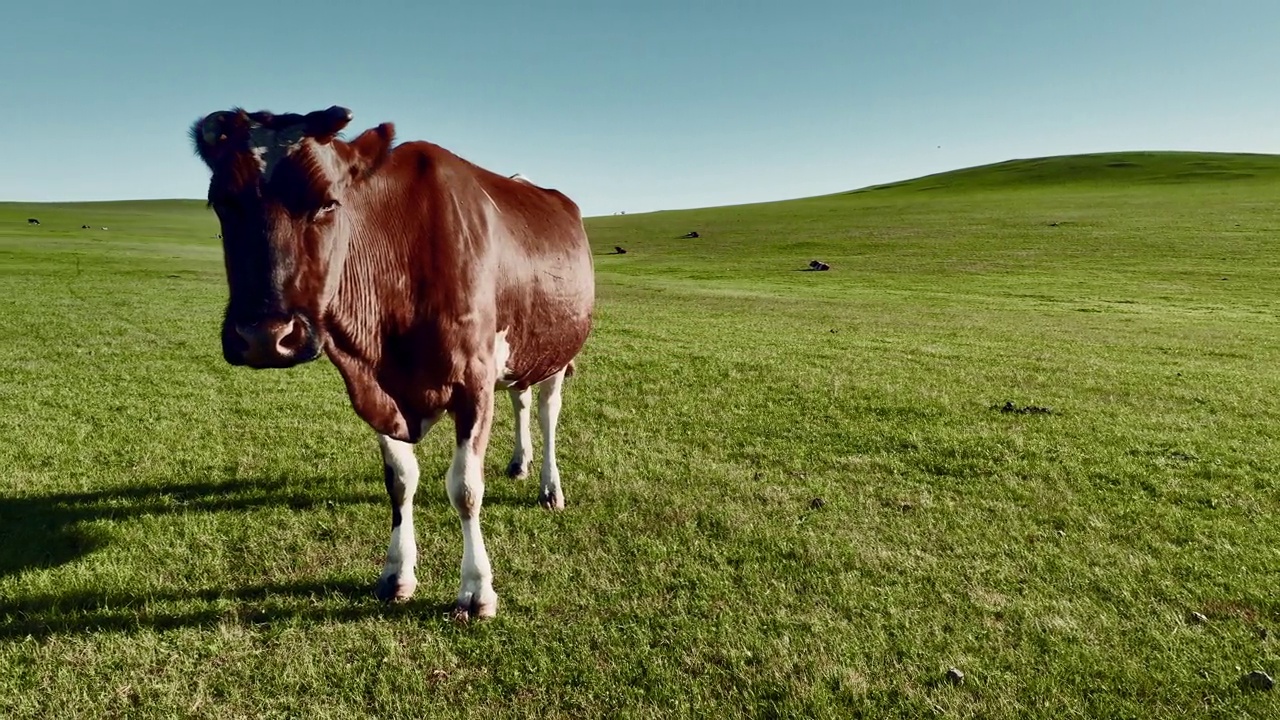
[0,477,377,581]
[0,478,462,638]
[0,471,544,638]
[0,575,463,640]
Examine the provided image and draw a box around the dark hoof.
[374,573,416,604]
[538,489,565,511]
[452,592,498,622]
[506,460,529,480]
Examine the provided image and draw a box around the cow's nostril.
[275,318,306,354]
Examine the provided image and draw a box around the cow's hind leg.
[506,386,533,479]
[449,386,499,620]
[375,432,424,603]
[536,366,569,510]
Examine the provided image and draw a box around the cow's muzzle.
[223,313,321,368]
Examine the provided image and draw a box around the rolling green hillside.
[584,151,1280,309]
[852,151,1280,194]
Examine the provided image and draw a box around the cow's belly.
[494,308,591,389]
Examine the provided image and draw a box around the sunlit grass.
[2,153,1278,717]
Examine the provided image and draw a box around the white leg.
[536,367,567,510]
[506,386,533,479]
[375,432,421,603]
[448,389,498,620]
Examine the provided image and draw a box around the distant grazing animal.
[614,246,627,254]
[81,225,90,229]
[808,260,831,271]
[191,105,595,619]
[681,231,699,239]
[27,218,39,225]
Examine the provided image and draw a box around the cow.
[27,218,39,225]
[614,246,627,255]
[681,231,699,239]
[190,105,595,620]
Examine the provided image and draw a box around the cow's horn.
[305,106,354,140]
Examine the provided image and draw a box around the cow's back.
[484,172,594,388]
[396,143,594,389]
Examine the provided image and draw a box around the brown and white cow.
[190,106,595,619]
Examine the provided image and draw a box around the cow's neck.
[331,232,399,344]
[321,188,434,442]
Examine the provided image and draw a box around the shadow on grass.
[0,576,460,639]
[0,475,542,637]
[0,477,380,581]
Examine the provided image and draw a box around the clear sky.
[4,1,1279,217]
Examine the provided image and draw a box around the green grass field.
[1,151,1278,718]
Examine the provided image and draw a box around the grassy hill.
[2,153,1279,718]
[586,151,1280,309]
[850,151,1280,194]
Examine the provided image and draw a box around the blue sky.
[3,1,1279,216]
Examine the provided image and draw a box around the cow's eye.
[310,199,340,223]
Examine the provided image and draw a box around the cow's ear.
[191,110,243,165]
[347,123,395,178]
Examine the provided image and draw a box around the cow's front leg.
[375,432,422,603]
[448,385,498,620]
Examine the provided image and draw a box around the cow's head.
[191,106,394,368]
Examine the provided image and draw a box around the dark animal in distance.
[27,218,39,225]
[993,401,1052,415]
[191,105,595,620]
[81,225,90,229]
[808,260,831,271]
[613,246,627,254]
[681,231,699,239]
